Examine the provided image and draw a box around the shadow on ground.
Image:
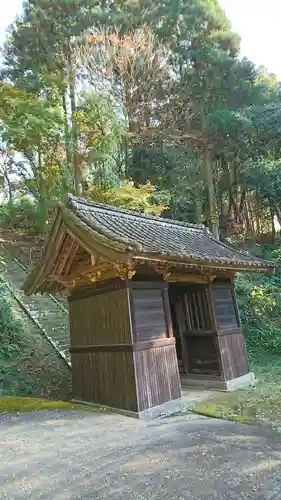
[1,410,281,499]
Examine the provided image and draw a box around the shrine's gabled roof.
[67,195,272,270]
[23,194,274,295]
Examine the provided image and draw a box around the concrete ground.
[1,411,281,500]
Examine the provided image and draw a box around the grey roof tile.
[67,194,272,269]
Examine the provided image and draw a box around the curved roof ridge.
[68,194,206,232]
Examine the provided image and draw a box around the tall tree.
[2,0,100,191]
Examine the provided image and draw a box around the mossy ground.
[192,356,281,431]
[0,396,100,413]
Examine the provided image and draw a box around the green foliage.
[2,0,281,236]
[0,83,64,154]
[87,182,166,215]
[0,282,38,396]
[76,90,127,184]
[0,196,51,234]
[236,238,281,356]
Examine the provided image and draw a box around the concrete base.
[181,372,255,391]
[138,397,185,420]
[225,372,256,391]
[72,397,185,420]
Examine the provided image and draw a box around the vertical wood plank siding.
[130,283,181,411]
[212,285,238,330]
[69,288,132,346]
[217,329,250,381]
[69,284,137,411]
[132,288,167,342]
[211,280,249,381]
[71,351,137,411]
[134,344,181,411]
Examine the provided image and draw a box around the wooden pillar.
[68,279,182,418]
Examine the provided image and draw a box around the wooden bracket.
[114,262,136,280]
[61,280,76,296]
[151,262,171,281]
[87,269,102,282]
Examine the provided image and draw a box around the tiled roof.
[67,195,272,270]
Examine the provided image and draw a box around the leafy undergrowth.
[192,356,281,431]
[0,396,100,413]
[0,281,71,400]
[235,236,281,356]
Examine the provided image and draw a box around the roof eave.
[23,207,133,296]
[131,252,275,273]
[23,208,64,295]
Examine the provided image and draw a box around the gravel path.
[1,410,281,499]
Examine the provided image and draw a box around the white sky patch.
[220,0,281,78]
[0,0,23,48]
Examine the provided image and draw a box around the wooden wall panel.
[131,287,168,342]
[72,351,137,411]
[69,288,131,346]
[134,344,181,411]
[217,329,249,381]
[212,282,238,330]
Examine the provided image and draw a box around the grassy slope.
[0,283,71,401]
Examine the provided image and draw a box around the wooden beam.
[53,234,75,276]
[47,261,112,284]
[24,210,63,294]
[133,254,271,273]
[35,217,65,291]
[168,273,215,284]
[63,240,80,275]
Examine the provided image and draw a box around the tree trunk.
[227,163,235,219]
[199,101,219,239]
[275,204,281,228]
[3,172,13,205]
[255,191,261,236]
[194,196,202,224]
[67,50,80,193]
[202,144,219,239]
[237,190,246,224]
[270,200,276,243]
[243,200,251,236]
[62,90,73,183]
[247,196,255,236]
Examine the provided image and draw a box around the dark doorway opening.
[168,283,221,378]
